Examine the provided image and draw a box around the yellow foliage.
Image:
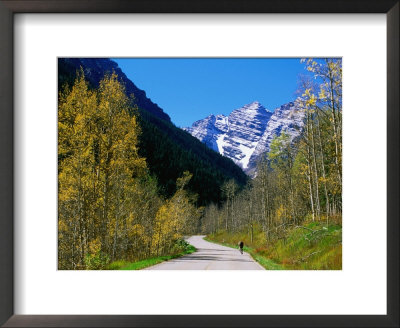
[306,94,316,106]
[58,219,69,233]
[58,69,153,268]
[318,88,326,100]
[276,204,285,221]
[88,238,102,255]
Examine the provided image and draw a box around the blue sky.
[113,58,308,128]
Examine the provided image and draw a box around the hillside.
[58,58,247,205]
[58,58,171,121]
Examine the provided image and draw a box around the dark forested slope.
[138,109,247,205]
[58,58,247,205]
[59,58,171,121]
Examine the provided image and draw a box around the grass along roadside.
[203,237,283,270]
[206,221,342,270]
[108,244,196,270]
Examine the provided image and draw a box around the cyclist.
[238,241,244,254]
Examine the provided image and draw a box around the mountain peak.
[242,100,263,109]
[238,101,273,114]
[184,100,305,176]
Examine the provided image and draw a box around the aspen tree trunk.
[157,224,162,256]
[248,193,253,243]
[102,172,109,253]
[304,110,316,222]
[264,170,268,234]
[113,168,125,261]
[225,202,228,231]
[112,194,120,261]
[77,159,85,267]
[231,196,235,231]
[266,174,272,241]
[289,178,296,225]
[72,211,77,269]
[326,60,342,185]
[315,110,330,225]
[305,128,315,221]
[261,164,271,241]
[101,138,113,254]
[261,184,266,229]
[216,209,219,233]
[309,111,321,220]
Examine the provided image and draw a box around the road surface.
[145,235,264,270]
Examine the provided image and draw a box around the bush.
[107,260,130,270]
[84,251,110,270]
[172,238,191,253]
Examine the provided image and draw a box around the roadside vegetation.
[207,220,341,270]
[204,237,283,270]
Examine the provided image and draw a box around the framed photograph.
[0,0,398,327]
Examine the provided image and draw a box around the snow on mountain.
[219,101,272,169]
[246,101,305,175]
[183,114,228,152]
[183,100,305,176]
[214,114,229,132]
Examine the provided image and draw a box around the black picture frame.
[0,1,398,327]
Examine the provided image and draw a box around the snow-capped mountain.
[183,114,228,152]
[183,100,305,175]
[216,101,272,169]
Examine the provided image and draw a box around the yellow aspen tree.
[59,70,148,268]
[95,72,147,260]
[58,70,97,269]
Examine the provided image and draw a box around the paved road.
[145,235,264,270]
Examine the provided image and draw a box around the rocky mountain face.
[184,114,228,152]
[184,101,305,175]
[58,58,171,122]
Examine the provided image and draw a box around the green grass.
[107,245,196,270]
[207,221,342,270]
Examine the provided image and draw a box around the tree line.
[201,59,342,243]
[58,71,201,269]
